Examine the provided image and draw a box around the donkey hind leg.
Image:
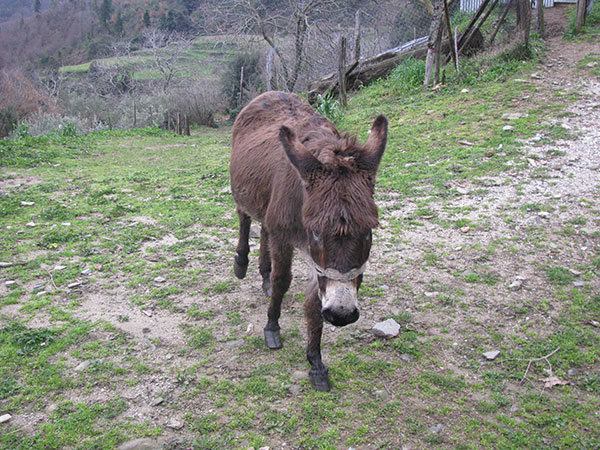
[305,280,331,392]
[233,209,251,279]
[264,241,293,350]
[259,226,272,297]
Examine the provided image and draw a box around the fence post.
[353,10,361,63]
[575,0,587,33]
[338,36,347,107]
[239,65,245,107]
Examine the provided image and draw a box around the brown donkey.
[230,91,387,391]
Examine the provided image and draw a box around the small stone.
[456,187,469,195]
[400,354,415,363]
[573,281,585,288]
[5,280,16,287]
[538,211,550,219]
[166,419,184,430]
[141,309,152,317]
[246,323,254,334]
[569,269,582,276]
[117,438,163,450]
[0,414,11,423]
[81,268,91,276]
[26,222,36,227]
[502,125,514,131]
[587,61,598,68]
[32,283,45,292]
[249,225,260,239]
[509,280,523,291]
[54,265,66,271]
[291,370,308,381]
[68,281,83,289]
[150,397,164,407]
[461,88,469,93]
[424,291,439,297]
[372,318,401,338]
[61,222,71,226]
[258,447,270,450]
[225,339,245,348]
[20,201,34,206]
[483,350,500,360]
[74,360,91,372]
[460,226,471,233]
[428,423,444,434]
[154,276,166,283]
[485,149,495,158]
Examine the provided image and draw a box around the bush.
[12,113,96,138]
[221,52,264,117]
[314,93,344,124]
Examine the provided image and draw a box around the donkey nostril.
[322,307,335,324]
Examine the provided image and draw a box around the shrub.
[221,51,264,117]
[315,93,344,123]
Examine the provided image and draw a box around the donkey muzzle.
[321,280,360,327]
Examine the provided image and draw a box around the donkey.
[230,91,387,391]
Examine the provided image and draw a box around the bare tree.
[143,28,193,94]
[214,0,343,93]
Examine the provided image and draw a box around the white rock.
[509,280,523,291]
[20,201,34,206]
[0,414,11,423]
[502,125,514,131]
[154,276,166,283]
[482,350,500,360]
[5,280,16,287]
[372,319,401,338]
[26,222,36,227]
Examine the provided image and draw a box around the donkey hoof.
[309,368,332,392]
[264,329,282,349]
[233,257,248,279]
[262,279,272,297]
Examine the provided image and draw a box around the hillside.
[1,5,599,449]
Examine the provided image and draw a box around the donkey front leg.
[233,209,251,279]
[264,241,293,350]
[259,226,272,297]
[305,281,331,392]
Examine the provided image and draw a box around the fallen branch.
[497,347,561,384]
[0,261,29,269]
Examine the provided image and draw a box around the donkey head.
[280,116,388,326]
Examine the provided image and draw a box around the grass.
[1,34,600,450]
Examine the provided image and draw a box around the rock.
[460,226,471,233]
[587,61,598,68]
[424,291,439,298]
[508,280,523,291]
[81,268,91,276]
[456,187,469,195]
[166,419,184,430]
[249,225,260,239]
[428,423,444,434]
[485,149,495,157]
[573,281,585,288]
[400,354,415,363]
[20,201,34,206]
[61,222,71,226]
[117,438,163,450]
[291,370,308,381]
[74,360,91,372]
[68,281,83,289]
[461,88,469,93]
[225,339,245,348]
[54,265,66,271]
[245,324,254,334]
[258,447,270,450]
[141,310,152,317]
[482,350,500,360]
[32,283,45,292]
[154,276,166,283]
[569,269,582,276]
[372,318,401,338]
[26,222,36,227]
[0,414,11,423]
[5,280,16,287]
[150,397,164,407]
[538,211,550,219]
[502,125,514,131]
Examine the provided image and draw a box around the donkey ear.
[360,115,388,172]
[280,125,322,179]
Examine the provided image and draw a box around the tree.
[143,28,193,93]
[34,0,41,13]
[143,10,151,27]
[99,0,113,27]
[215,0,344,93]
[114,10,123,35]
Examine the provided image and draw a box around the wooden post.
[443,0,458,70]
[536,0,545,37]
[490,0,514,45]
[185,114,190,136]
[575,0,587,33]
[133,99,137,128]
[517,0,531,46]
[239,65,244,107]
[353,10,361,63]
[338,36,347,107]
[177,112,181,135]
[425,0,445,86]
